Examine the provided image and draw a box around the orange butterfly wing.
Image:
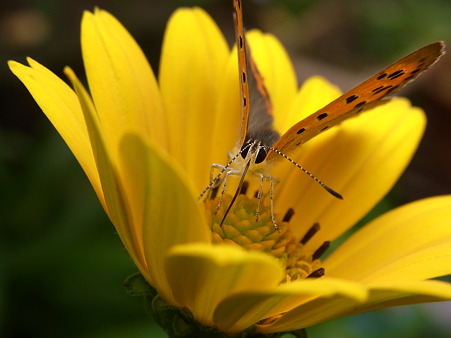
[233,0,250,147]
[267,41,445,160]
[233,0,277,149]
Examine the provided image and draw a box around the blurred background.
[1,0,451,337]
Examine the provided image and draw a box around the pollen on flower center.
[202,190,327,282]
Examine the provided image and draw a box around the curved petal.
[81,9,166,157]
[259,280,451,333]
[159,7,229,191]
[64,67,147,276]
[367,244,451,283]
[325,195,451,283]
[273,97,426,250]
[8,59,104,209]
[215,277,367,334]
[165,243,285,327]
[256,293,359,333]
[246,30,298,133]
[212,48,242,164]
[119,135,210,305]
[334,280,451,319]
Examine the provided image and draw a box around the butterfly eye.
[241,144,250,159]
[240,143,267,164]
[255,147,267,164]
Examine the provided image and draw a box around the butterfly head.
[240,139,269,166]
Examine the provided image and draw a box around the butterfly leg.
[255,174,265,222]
[268,176,280,231]
[205,163,225,201]
[254,173,280,231]
[214,166,241,215]
[199,163,224,202]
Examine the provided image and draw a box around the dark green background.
[2,0,451,337]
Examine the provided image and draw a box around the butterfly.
[200,0,445,229]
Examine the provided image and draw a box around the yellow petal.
[159,7,229,191]
[273,97,426,250]
[339,280,451,318]
[325,195,451,283]
[259,280,451,333]
[119,135,210,304]
[8,59,104,209]
[212,48,242,163]
[368,244,451,283]
[64,67,148,277]
[246,30,298,133]
[165,243,285,327]
[81,9,166,157]
[279,76,341,133]
[214,277,367,333]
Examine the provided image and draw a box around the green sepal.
[123,272,157,297]
[124,273,307,338]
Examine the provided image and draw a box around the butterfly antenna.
[266,146,343,200]
[220,158,252,227]
[198,142,252,200]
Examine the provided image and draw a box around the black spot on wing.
[316,112,328,121]
[372,86,384,92]
[296,128,305,134]
[346,95,359,104]
[371,85,392,96]
[377,73,387,80]
[387,70,405,80]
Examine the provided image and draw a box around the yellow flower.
[9,7,451,336]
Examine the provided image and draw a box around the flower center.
[202,190,328,282]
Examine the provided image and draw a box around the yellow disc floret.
[204,193,325,281]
